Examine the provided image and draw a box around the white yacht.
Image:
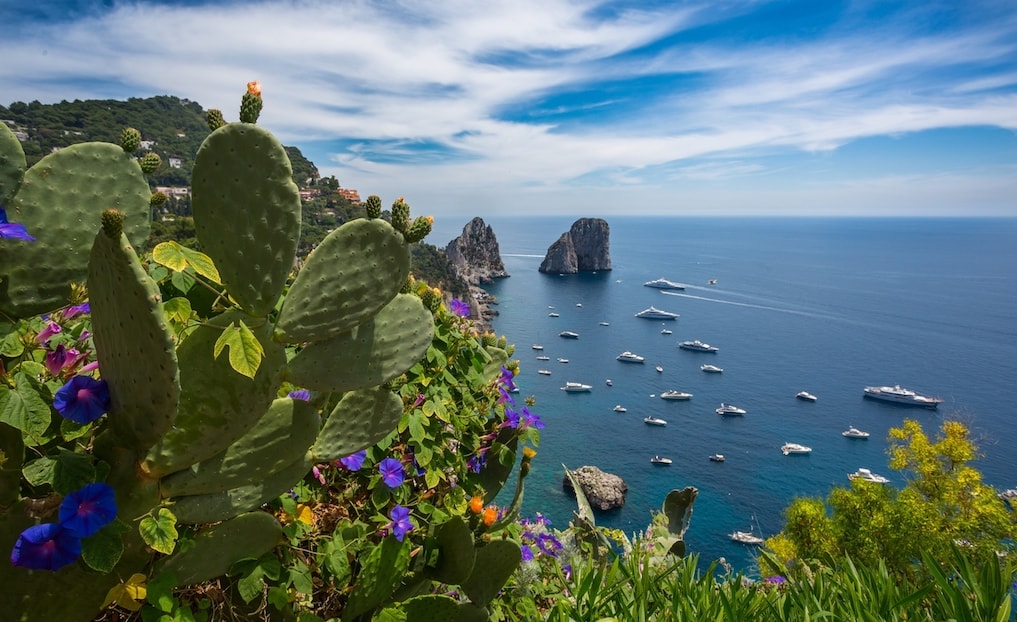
[616,351,646,363]
[535,355,550,361]
[561,382,592,392]
[537,369,552,376]
[634,306,680,320]
[650,455,673,465]
[715,403,747,416]
[849,468,890,484]
[643,416,668,426]
[841,427,870,439]
[796,391,818,402]
[781,442,812,455]
[863,385,942,408]
[599,321,610,326]
[643,278,685,290]
[701,364,723,373]
[709,454,725,462]
[655,365,664,373]
[548,312,560,317]
[613,405,627,413]
[532,344,544,350]
[605,379,613,386]
[557,357,569,363]
[559,330,579,339]
[730,530,764,545]
[660,390,693,400]
[679,340,718,353]
[660,328,673,335]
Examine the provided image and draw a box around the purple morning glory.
[765,575,787,585]
[520,544,534,562]
[499,365,516,390]
[521,406,545,430]
[378,458,405,489]
[45,344,71,377]
[0,206,36,242]
[467,453,486,473]
[58,483,117,537]
[502,408,521,429]
[288,389,311,402]
[449,299,470,317]
[63,302,91,319]
[36,321,62,343]
[53,375,111,424]
[10,523,81,571]
[388,505,414,542]
[337,449,367,471]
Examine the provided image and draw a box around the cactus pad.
[286,293,433,393]
[275,218,410,344]
[161,397,319,497]
[0,142,151,318]
[0,122,26,204]
[88,226,180,450]
[191,123,301,317]
[460,540,521,607]
[425,516,476,585]
[143,309,286,477]
[311,387,404,462]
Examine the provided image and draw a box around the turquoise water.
[443,216,1017,574]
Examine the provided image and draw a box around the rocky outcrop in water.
[562,465,628,511]
[446,217,509,285]
[539,218,611,273]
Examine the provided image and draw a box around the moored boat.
[643,416,667,426]
[660,390,693,400]
[849,467,890,484]
[655,365,663,373]
[549,312,560,317]
[613,405,627,412]
[796,391,817,401]
[660,328,673,335]
[841,427,870,438]
[634,306,680,320]
[561,382,592,392]
[650,455,673,465]
[557,357,569,363]
[616,351,646,363]
[536,355,550,361]
[781,442,812,455]
[537,369,552,376]
[679,340,718,353]
[715,403,747,416]
[644,278,686,290]
[863,384,942,408]
[532,344,543,350]
[701,364,723,373]
[559,330,579,339]
[709,454,725,462]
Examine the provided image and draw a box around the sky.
[2,0,1016,222]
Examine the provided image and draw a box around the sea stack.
[445,217,509,284]
[539,218,611,274]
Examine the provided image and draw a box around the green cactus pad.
[397,595,462,621]
[0,122,26,204]
[663,487,697,539]
[286,293,433,393]
[0,142,151,318]
[460,540,521,607]
[275,218,410,344]
[453,603,490,622]
[88,228,180,450]
[343,536,411,621]
[143,309,286,477]
[482,346,509,382]
[153,511,282,586]
[191,123,300,317]
[311,387,403,462]
[170,451,312,524]
[161,397,319,497]
[425,516,476,585]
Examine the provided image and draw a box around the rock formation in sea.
[538,218,611,274]
[562,465,628,511]
[445,217,508,329]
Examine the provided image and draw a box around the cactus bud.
[101,208,125,238]
[120,127,141,153]
[505,344,516,357]
[404,215,432,243]
[365,195,382,219]
[481,333,496,347]
[391,197,410,233]
[150,191,168,206]
[207,109,226,131]
[419,287,441,312]
[139,152,161,174]
[497,336,507,349]
[240,82,263,124]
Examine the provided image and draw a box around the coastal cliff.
[539,218,611,273]
[445,217,508,328]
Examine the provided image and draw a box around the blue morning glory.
[10,523,81,571]
[0,206,36,242]
[53,375,111,424]
[449,299,470,317]
[388,505,414,542]
[58,482,117,537]
[378,457,405,489]
[337,449,367,471]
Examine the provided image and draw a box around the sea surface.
[436,216,1017,575]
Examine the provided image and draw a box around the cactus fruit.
[207,109,226,131]
[139,152,161,174]
[150,190,168,206]
[240,81,263,124]
[391,197,410,233]
[120,127,141,153]
[365,194,382,219]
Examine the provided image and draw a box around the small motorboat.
[781,442,812,455]
[709,454,725,462]
[537,369,552,376]
[532,344,544,350]
[701,364,724,373]
[655,365,664,373]
[613,405,627,413]
[557,358,569,363]
[536,355,550,361]
[549,312,560,317]
[605,379,613,386]
[796,391,818,402]
[650,456,673,465]
[715,403,747,416]
[842,427,871,439]
[599,321,610,326]
[643,417,667,426]
[660,328,673,335]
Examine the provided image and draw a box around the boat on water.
[557,357,569,363]
[849,467,890,484]
[842,427,870,438]
[660,328,673,335]
[576,303,582,307]
[643,417,667,426]
[781,442,812,455]
[613,405,627,412]
[796,391,818,402]
[616,351,646,363]
[709,454,725,462]
[643,278,685,290]
[537,369,552,376]
[532,344,543,350]
[559,330,579,339]
[605,379,613,386]
[599,321,610,326]
[730,530,764,545]
[650,455,673,465]
[715,403,747,416]
[679,340,718,353]
[536,355,550,361]
[655,365,664,373]
[701,364,723,373]
[708,279,717,285]
[548,312,560,317]
[660,390,693,400]
[634,306,680,320]
[561,382,592,392]
[863,385,942,408]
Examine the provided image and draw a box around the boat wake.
[502,253,546,258]
[661,290,842,321]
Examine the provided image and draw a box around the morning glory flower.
[499,365,516,390]
[502,408,521,429]
[765,575,787,585]
[36,321,62,343]
[58,483,117,538]
[449,298,470,317]
[63,302,91,319]
[288,389,311,402]
[387,505,414,542]
[45,344,71,377]
[520,544,534,562]
[521,406,545,430]
[10,523,81,571]
[378,458,405,489]
[467,454,486,473]
[53,375,111,424]
[0,206,36,242]
[337,449,367,471]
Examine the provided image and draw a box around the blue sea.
[433,216,1017,574]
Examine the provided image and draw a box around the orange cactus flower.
[469,495,484,514]
[482,506,498,527]
[246,81,262,97]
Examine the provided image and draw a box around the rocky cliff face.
[446,217,509,285]
[562,465,627,511]
[538,218,611,273]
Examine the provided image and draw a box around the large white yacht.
[841,427,870,439]
[730,530,764,545]
[849,468,889,484]
[643,416,668,426]
[561,382,592,392]
[679,340,718,353]
[616,351,646,363]
[781,442,812,455]
[643,278,686,290]
[634,306,680,320]
[559,330,580,339]
[701,364,724,373]
[715,403,747,416]
[863,385,942,408]
[796,391,817,402]
[660,390,693,400]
